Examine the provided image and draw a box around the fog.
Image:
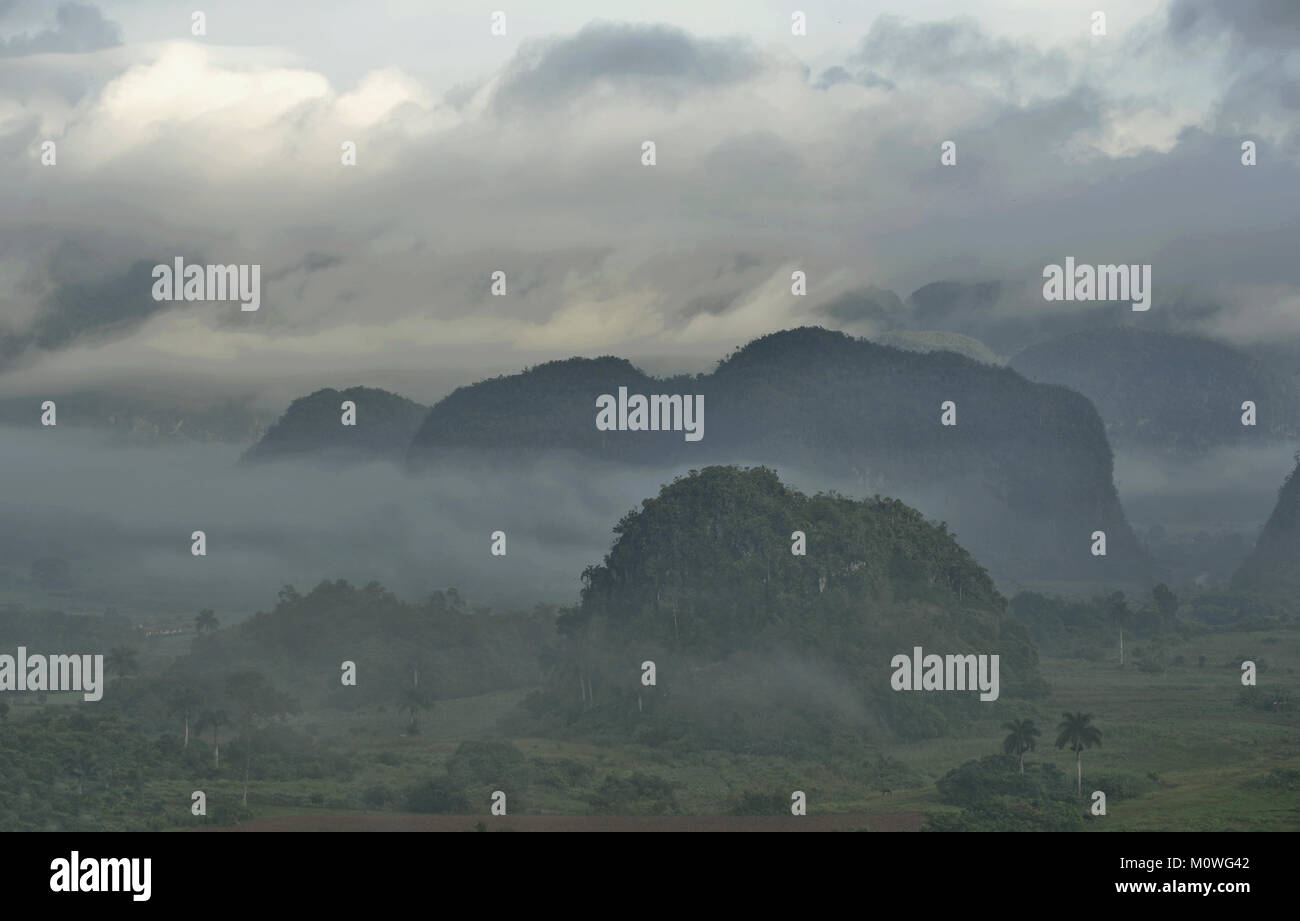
[0,425,689,617]
[2,423,1293,620]
[1112,442,1298,587]
[1114,443,1296,535]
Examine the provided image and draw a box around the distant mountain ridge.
[1011,328,1300,454]
[401,327,1148,586]
[242,386,428,464]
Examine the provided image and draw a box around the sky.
[1,0,1298,407]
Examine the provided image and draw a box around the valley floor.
[143,627,1300,832]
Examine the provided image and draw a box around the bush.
[531,757,595,789]
[935,755,1069,807]
[585,772,677,815]
[1249,769,1300,792]
[925,799,1084,832]
[405,775,469,814]
[728,790,789,816]
[446,740,530,790]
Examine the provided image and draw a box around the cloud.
[489,21,766,114]
[1167,0,1300,49]
[1,8,1299,397]
[850,14,1072,98]
[0,2,120,57]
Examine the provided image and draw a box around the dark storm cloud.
[815,288,905,328]
[850,14,1071,93]
[1167,0,1300,49]
[679,290,741,319]
[0,244,177,369]
[0,2,121,56]
[491,21,765,113]
[1167,0,1300,138]
[813,64,893,91]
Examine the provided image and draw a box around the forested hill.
[529,466,1044,748]
[409,327,1148,585]
[1010,328,1300,454]
[406,356,686,465]
[1231,454,1300,598]
[242,386,428,464]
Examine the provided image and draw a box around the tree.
[1152,583,1178,620]
[1001,718,1041,775]
[195,609,220,634]
[196,709,229,768]
[1055,711,1102,795]
[1106,592,1130,666]
[106,647,138,683]
[168,686,203,750]
[225,670,296,806]
[398,686,433,734]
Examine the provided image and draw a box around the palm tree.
[169,687,203,750]
[106,647,138,683]
[1055,711,1103,795]
[398,686,432,734]
[195,609,219,634]
[196,709,229,768]
[1002,718,1041,775]
[1106,592,1130,666]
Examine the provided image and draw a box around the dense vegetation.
[520,466,1045,751]
[169,579,556,710]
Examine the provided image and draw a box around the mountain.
[1010,328,1300,454]
[1230,453,1300,599]
[528,466,1045,749]
[242,386,428,464]
[409,327,1148,586]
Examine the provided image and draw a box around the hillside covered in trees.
[406,327,1147,585]
[167,580,556,711]
[242,387,428,464]
[518,466,1045,752]
[1011,328,1300,454]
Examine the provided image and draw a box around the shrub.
[925,799,1084,832]
[728,790,790,816]
[585,772,677,815]
[935,755,1069,807]
[405,775,469,814]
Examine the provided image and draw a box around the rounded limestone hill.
[529,466,1045,749]
[242,386,429,464]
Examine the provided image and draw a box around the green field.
[56,625,1285,832]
